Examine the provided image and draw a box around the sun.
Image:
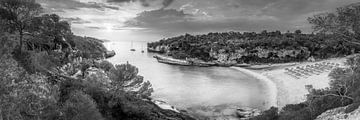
[104,23,113,32]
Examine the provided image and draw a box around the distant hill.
[148,31,360,65]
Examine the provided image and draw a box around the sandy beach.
[232,57,349,109]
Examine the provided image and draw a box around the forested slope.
[0,0,194,119]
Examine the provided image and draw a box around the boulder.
[105,50,116,58]
[236,107,261,118]
[316,105,360,120]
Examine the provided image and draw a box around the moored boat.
[154,55,192,66]
[154,55,215,67]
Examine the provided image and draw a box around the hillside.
[0,0,194,119]
[148,32,360,66]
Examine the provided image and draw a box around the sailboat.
[130,41,136,51]
[141,44,145,53]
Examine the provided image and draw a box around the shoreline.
[232,57,349,109]
[231,67,278,109]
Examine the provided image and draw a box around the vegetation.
[0,0,194,120]
[251,55,360,120]
[149,31,360,65]
[308,2,360,45]
[2,0,360,119]
[250,3,360,120]
[148,3,360,65]
[0,0,42,53]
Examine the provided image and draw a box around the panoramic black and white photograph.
[1,0,360,120]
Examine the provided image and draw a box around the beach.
[232,57,348,108]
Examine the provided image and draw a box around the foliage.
[147,3,360,65]
[62,90,104,120]
[0,0,42,52]
[68,36,108,59]
[57,78,194,120]
[13,50,66,74]
[108,63,154,98]
[0,55,60,120]
[308,2,360,45]
[0,53,188,119]
[0,1,194,119]
[148,31,360,64]
[255,55,360,120]
[27,14,73,51]
[97,60,114,72]
[0,33,17,57]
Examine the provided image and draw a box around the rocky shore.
[153,55,250,67]
[186,105,261,120]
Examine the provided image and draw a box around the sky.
[36,0,359,41]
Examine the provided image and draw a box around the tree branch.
[322,93,354,100]
[336,32,360,45]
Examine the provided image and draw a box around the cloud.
[37,0,119,12]
[125,9,191,27]
[38,0,360,37]
[106,0,174,8]
[107,0,149,7]
[162,0,174,8]
[62,17,92,24]
[87,26,103,29]
[229,0,281,8]
[124,8,288,36]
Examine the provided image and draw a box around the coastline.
[232,57,348,109]
[231,67,278,109]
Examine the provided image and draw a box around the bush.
[107,64,154,98]
[0,55,60,120]
[62,91,104,120]
[68,36,107,59]
[97,60,114,72]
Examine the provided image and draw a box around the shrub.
[107,64,154,98]
[0,55,60,120]
[62,91,104,120]
[97,60,114,72]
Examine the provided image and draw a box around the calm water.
[103,41,271,110]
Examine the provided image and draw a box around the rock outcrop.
[105,50,116,58]
[187,105,261,120]
[316,106,360,120]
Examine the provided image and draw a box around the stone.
[316,105,360,120]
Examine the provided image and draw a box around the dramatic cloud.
[124,8,285,36]
[37,0,360,37]
[126,9,191,26]
[162,0,174,8]
[62,17,92,24]
[87,26,103,29]
[107,0,149,7]
[37,0,119,12]
[122,0,360,35]
[106,0,174,8]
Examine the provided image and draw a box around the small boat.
[154,55,192,66]
[153,55,215,67]
[130,41,136,51]
[141,45,145,53]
